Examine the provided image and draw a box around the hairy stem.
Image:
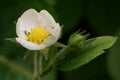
[33,51,41,80]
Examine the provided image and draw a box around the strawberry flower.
[16,9,61,50]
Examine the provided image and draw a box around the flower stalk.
[33,51,41,80]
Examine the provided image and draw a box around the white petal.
[16,18,26,39]
[42,23,61,47]
[43,36,57,46]
[51,23,61,37]
[39,10,56,29]
[16,9,40,39]
[16,38,46,50]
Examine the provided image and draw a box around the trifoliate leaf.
[57,36,117,71]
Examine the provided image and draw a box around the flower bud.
[68,33,84,46]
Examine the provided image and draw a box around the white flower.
[16,9,61,50]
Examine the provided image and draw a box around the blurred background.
[0,0,120,80]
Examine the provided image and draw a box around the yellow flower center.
[26,27,50,44]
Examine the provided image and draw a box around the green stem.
[33,51,41,80]
[39,53,43,76]
[55,45,71,59]
[42,46,71,75]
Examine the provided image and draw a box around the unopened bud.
[68,33,84,46]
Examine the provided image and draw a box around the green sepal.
[6,38,21,46]
[53,42,66,48]
[23,50,33,60]
[40,47,49,60]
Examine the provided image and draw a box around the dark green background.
[0,0,120,80]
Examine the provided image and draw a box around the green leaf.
[57,36,117,71]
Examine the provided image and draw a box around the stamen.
[26,27,50,44]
